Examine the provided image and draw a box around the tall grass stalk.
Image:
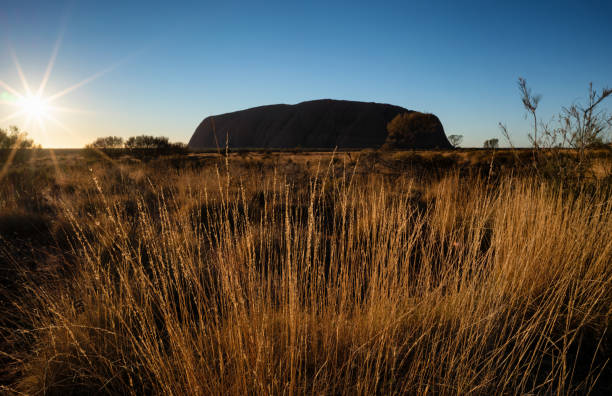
[2,161,611,395]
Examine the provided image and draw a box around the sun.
[0,32,122,144]
[1,16,141,149]
[16,94,50,119]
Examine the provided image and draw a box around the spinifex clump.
[1,153,610,395]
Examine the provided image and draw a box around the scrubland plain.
[1,149,611,395]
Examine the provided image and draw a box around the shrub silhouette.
[87,136,124,148]
[383,112,449,149]
[0,126,36,149]
[0,126,39,164]
[501,78,611,183]
[126,135,188,154]
[483,138,499,149]
[448,134,463,148]
[125,135,171,149]
[84,135,187,159]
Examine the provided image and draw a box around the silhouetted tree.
[383,112,447,149]
[500,78,611,181]
[87,136,124,148]
[518,77,541,149]
[0,126,37,149]
[483,138,499,149]
[448,134,463,148]
[556,83,611,151]
[125,135,171,149]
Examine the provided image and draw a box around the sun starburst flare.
[0,29,124,182]
[0,55,96,140]
[17,94,49,118]
[0,33,134,147]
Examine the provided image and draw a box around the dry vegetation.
[1,149,611,395]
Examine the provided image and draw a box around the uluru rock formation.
[188,99,452,149]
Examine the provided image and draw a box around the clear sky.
[1,0,611,148]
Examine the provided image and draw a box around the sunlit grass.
[1,153,611,395]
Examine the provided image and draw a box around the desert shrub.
[0,126,40,165]
[0,126,36,149]
[125,135,171,149]
[448,134,463,148]
[86,136,124,149]
[501,78,612,183]
[483,138,499,149]
[84,135,187,158]
[167,142,188,154]
[383,112,445,149]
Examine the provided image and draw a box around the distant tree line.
[86,135,187,152]
[88,136,124,149]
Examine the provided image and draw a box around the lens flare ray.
[46,105,94,115]
[9,46,33,96]
[0,109,26,124]
[1,45,101,145]
[1,24,145,148]
[37,26,65,97]
[0,80,24,99]
[45,45,147,104]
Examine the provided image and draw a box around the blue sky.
[1,0,611,148]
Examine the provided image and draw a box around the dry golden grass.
[1,151,611,395]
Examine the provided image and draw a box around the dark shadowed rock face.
[188,99,452,149]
